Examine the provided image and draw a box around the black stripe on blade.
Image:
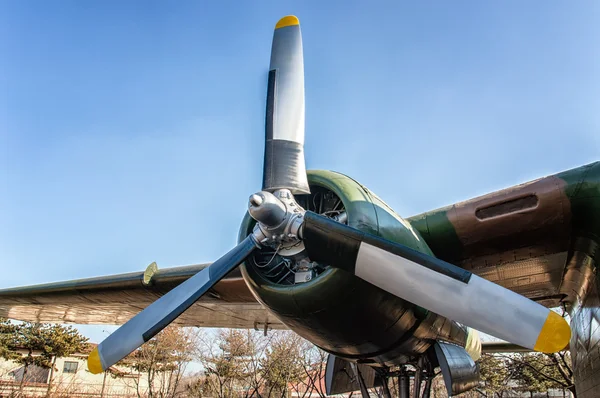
[141,235,257,342]
[262,139,309,194]
[302,212,472,283]
[265,69,276,141]
[262,69,309,194]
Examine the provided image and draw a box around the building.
[0,344,148,397]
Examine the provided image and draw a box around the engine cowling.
[238,170,464,365]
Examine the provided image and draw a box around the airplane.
[1,15,598,398]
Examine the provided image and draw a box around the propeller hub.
[248,191,287,228]
[249,194,263,207]
[249,189,305,247]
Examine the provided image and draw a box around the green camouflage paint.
[238,170,465,365]
[558,162,600,247]
[407,162,600,263]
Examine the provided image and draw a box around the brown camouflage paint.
[408,161,600,398]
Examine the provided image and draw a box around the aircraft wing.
[407,161,600,309]
[1,163,596,327]
[0,262,286,330]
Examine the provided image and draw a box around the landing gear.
[325,354,437,398]
[421,363,434,398]
[409,359,435,398]
[350,363,372,398]
[395,366,433,398]
[351,364,435,398]
[377,369,393,398]
[398,368,410,398]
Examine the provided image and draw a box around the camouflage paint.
[407,162,599,264]
[408,161,600,398]
[558,162,600,240]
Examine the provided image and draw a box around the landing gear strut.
[398,367,410,398]
[350,363,372,398]
[352,363,434,398]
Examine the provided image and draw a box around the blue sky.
[1,2,598,344]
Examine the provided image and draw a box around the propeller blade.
[87,235,257,374]
[302,212,570,353]
[262,15,310,195]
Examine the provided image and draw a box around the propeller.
[300,212,571,353]
[87,15,307,374]
[88,236,257,373]
[262,15,310,194]
[88,14,570,374]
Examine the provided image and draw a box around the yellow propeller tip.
[87,347,104,374]
[533,311,571,353]
[275,15,299,29]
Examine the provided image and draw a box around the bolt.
[249,194,263,207]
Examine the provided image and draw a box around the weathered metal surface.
[0,264,285,329]
[570,275,600,398]
[559,163,600,398]
[469,252,569,308]
[325,355,380,396]
[409,162,600,396]
[434,341,479,396]
[408,162,599,308]
[565,238,600,398]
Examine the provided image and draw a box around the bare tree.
[119,326,197,398]
[288,337,328,398]
[501,352,575,397]
[193,329,256,398]
[191,329,329,398]
[243,330,277,398]
[476,354,516,397]
[260,332,306,398]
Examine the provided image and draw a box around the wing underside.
[0,263,286,330]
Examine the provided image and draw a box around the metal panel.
[571,281,600,398]
[324,354,379,396]
[566,239,600,398]
[433,341,479,396]
[465,252,569,307]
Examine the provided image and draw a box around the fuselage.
[238,170,478,366]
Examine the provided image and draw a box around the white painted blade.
[355,242,570,353]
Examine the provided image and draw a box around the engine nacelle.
[238,170,465,365]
